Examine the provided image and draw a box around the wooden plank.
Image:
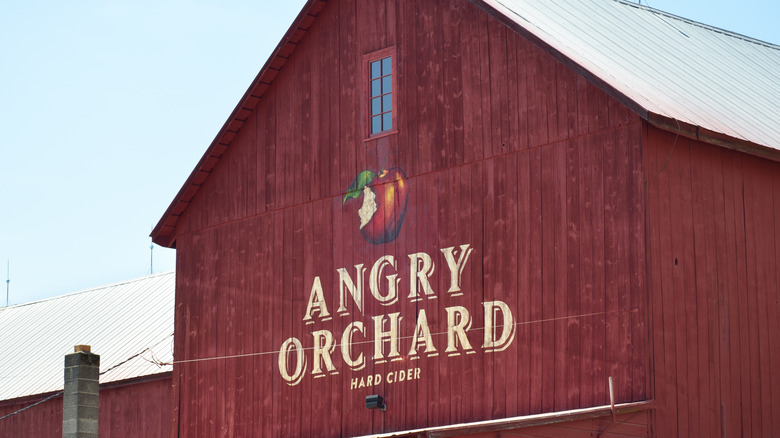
[577,133,595,410]
[320,1,338,199]
[673,139,696,438]
[482,156,498,420]
[503,147,521,417]
[254,103,269,214]
[720,147,746,436]
[646,127,674,436]
[742,156,768,435]
[626,120,647,404]
[338,0,358,201]
[223,225,237,436]
[687,141,714,437]
[414,0,439,175]
[270,211,285,438]
[615,125,634,405]
[770,165,780,435]
[442,0,464,167]
[487,17,508,158]
[461,161,481,422]
[708,147,736,438]
[588,130,606,408]
[513,33,530,151]
[540,144,556,413]
[730,153,754,438]
[602,126,622,407]
[395,0,418,177]
[516,149,532,415]
[216,226,229,436]
[526,43,549,148]
[754,160,776,436]
[552,62,569,142]
[504,29,521,153]
[552,140,568,412]
[264,90,278,211]
[471,160,488,420]
[565,136,582,410]
[460,0,483,164]
[476,11,492,160]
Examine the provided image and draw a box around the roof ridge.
[0,271,174,311]
[613,0,780,50]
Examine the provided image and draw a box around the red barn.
[152,0,780,436]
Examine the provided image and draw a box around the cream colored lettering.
[440,244,474,296]
[278,337,307,386]
[312,330,338,377]
[445,306,474,356]
[341,321,366,371]
[386,367,421,385]
[369,255,400,305]
[408,252,435,301]
[373,312,403,363]
[482,300,516,352]
[336,264,366,317]
[408,309,437,358]
[302,276,331,324]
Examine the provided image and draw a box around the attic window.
[365,48,397,138]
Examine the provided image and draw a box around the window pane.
[371,79,381,97]
[372,115,382,134]
[382,95,392,112]
[370,61,381,79]
[372,97,382,116]
[382,76,392,93]
[382,112,392,131]
[382,57,391,75]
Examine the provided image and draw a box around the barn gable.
[158,0,649,435]
[152,0,780,248]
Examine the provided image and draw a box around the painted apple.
[343,167,409,244]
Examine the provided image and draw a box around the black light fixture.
[366,394,386,412]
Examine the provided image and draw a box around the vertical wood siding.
[645,126,780,437]
[0,377,171,438]
[171,0,647,436]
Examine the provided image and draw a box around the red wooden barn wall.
[169,0,648,436]
[431,410,649,438]
[0,375,172,438]
[645,127,780,438]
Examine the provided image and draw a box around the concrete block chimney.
[62,345,100,438]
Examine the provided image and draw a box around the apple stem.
[379,148,391,172]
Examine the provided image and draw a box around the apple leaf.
[343,170,377,203]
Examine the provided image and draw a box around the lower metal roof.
[0,272,174,401]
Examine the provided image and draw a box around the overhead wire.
[148,307,638,366]
[1,308,638,422]
[0,334,174,423]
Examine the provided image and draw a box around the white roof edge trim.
[354,401,652,437]
[0,271,175,311]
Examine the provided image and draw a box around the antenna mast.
[150,243,154,275]
[5,260,9,307]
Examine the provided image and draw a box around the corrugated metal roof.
[481,0,780,149]
[0,272,174,401]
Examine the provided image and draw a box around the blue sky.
[1,0,778,306]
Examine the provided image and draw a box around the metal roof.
[481,0,780,150]
[0,272,174,401]
[152,0,780,248]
